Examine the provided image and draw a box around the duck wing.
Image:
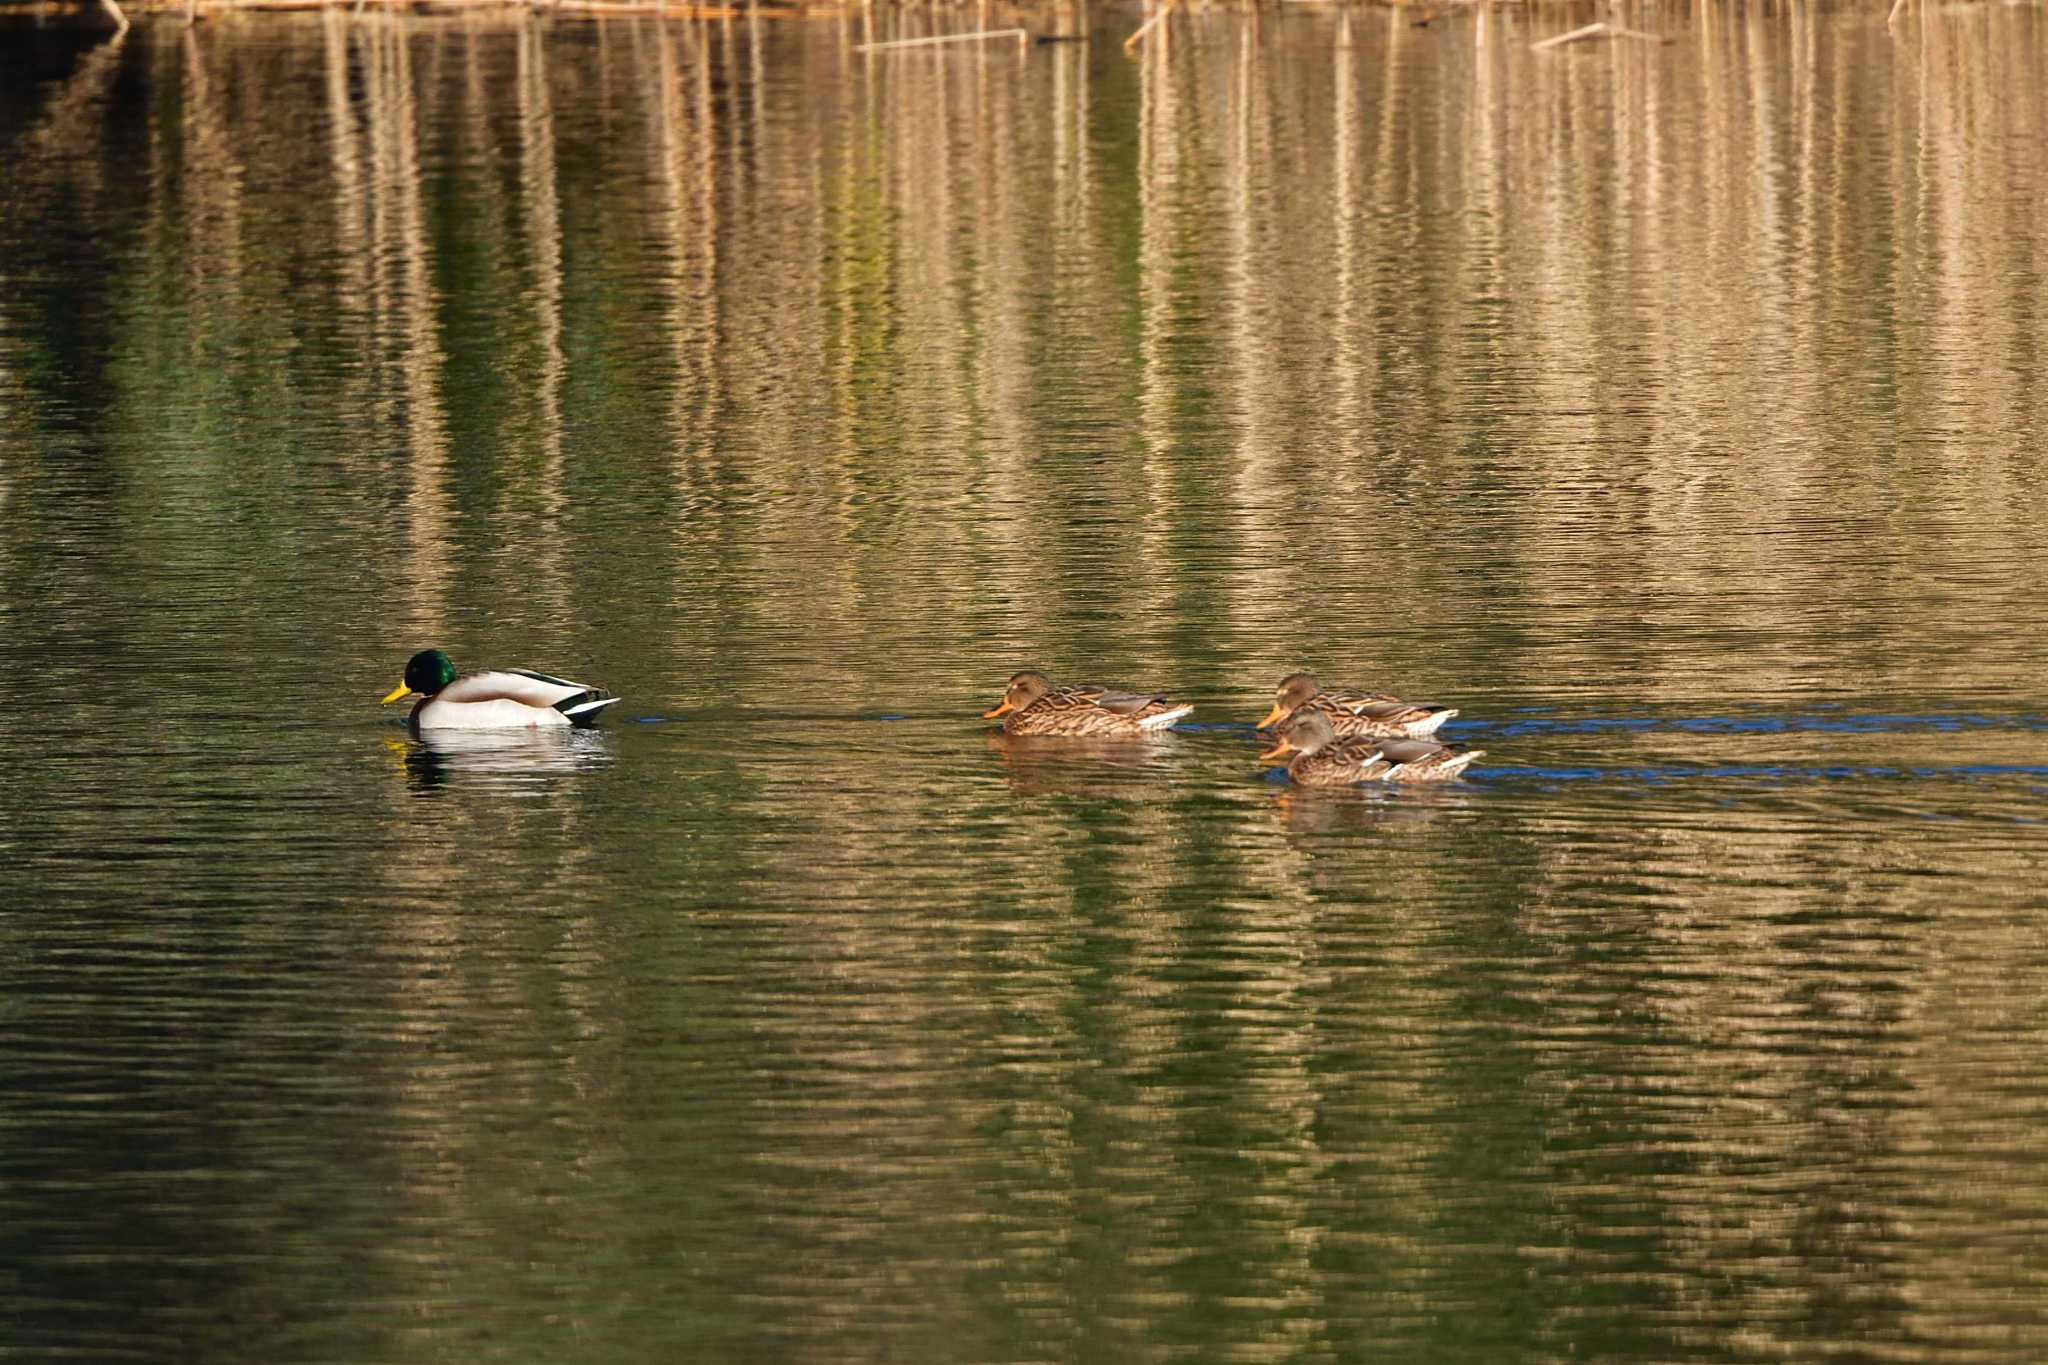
[1321,686,1408,711]
[1290,736,1387,784]
[1354,697,1457,730]
[1068,684,1174,716]
[1369,737,1449,765]
[1329,735,1388,763]
[444,670,620,723]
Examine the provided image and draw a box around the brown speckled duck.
[983,669,1194,737]
[1258,709,1483,785]
[1258,670,1456,740]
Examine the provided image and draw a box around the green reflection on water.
[3,7,2048,1362]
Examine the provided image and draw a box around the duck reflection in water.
[389,727,616,795]
[1270,781,1476,834]
[984,729,1183,798]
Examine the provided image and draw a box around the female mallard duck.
[1258,708,1483,785]
[380,649,620,731]
[1258,670,1456,740]
[983,669,1193,737]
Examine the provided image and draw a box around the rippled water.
[4,5,2047,1359]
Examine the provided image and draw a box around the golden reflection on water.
[5,8,2048,1360]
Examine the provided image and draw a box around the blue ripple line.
[1488,713,2046,738]
[1478,762,2048,782]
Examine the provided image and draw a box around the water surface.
[3,5,2047,1359]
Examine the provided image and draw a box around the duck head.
[381,649,458,705]
[1258,706,1339,762]
[983,669,1055,718]
[1258,671,1322,729]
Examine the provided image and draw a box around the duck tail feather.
[555,691,621,725]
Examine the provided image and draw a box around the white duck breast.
[415,669,620,730]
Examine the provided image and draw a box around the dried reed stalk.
[854,27,1029,52]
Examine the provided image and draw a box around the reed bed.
[4,0,1972,53]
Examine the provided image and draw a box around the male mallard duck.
[1258,708,1483,785]
[380,649,620,731]
[983,669,1193,737]
[1258,670,1456,739]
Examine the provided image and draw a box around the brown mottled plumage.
[1257,670,1456,740]
[1258,709,1483,785]
[983,669,1193,737]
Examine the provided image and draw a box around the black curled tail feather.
[554,689,621,726]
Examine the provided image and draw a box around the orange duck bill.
[1257,702,1289,729]
[1257,738,1296,763]
[983,698,1017,718]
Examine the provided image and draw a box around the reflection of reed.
[180,25,245,324]
[1220,14,1283,585]
[648,21,722,502]
[322,12,369,306]
[0,30,126,479]
[10,13,2045,705]
[1326,8,1364,485]
[1131,12,1181,615]
[16,26,126,180]
[516,18,570,618]
[343,18,454,638]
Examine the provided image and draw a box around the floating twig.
[855,27,1029,52]
[1533,21,1607,49]
[1123,8,1167,53]
[1532,20,1666,51]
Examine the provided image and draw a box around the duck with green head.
[1258,708,1483,785]
[381,649,620,731]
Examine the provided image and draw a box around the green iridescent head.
[381,649,458,705]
